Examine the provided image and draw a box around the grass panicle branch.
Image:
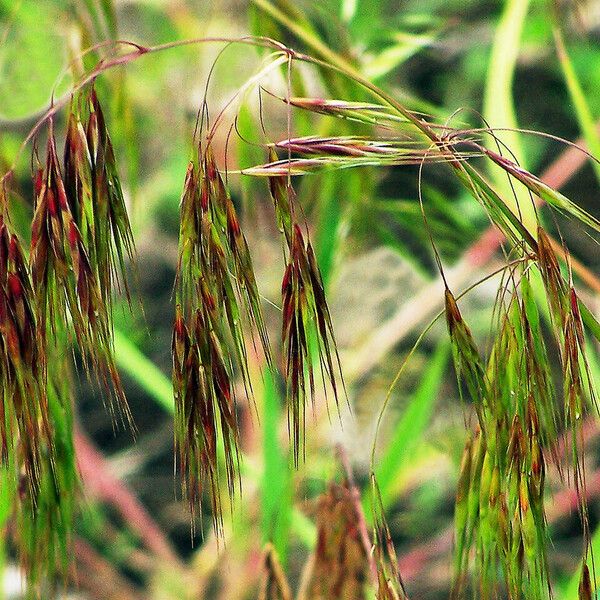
[268,166,345,465]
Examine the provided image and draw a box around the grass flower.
[31,121,132,427]
[173,144,270,529]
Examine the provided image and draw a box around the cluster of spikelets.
[4,55,600,599]
[0,84,134,593]
[172,145,265,530]
[244,92,600,599]
[30,92,133,427]
[172,140,344,529]
[445,228,599,599]
[267,153,344,465]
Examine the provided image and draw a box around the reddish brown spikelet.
[172,298,240,533]
[272,184,344,463]
[0,199,50,493]
[304,482,368,600]
[579,563,593,600]
[64,89,135,317]
[31,125,132,427]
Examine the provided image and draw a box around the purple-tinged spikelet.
[268,162,345,464]
[31,123,132,427]
[0,207,50,492]
[173,144,270,530]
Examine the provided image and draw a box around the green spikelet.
[371,476,408,600]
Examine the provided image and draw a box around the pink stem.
[74,426,181,566]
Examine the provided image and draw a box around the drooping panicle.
[268,163,345,464]
[172,143,270,529]
[31,121,132,427]
[536,227,597,506]
[447,280,556,599]
[0,180,78,594]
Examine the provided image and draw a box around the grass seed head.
[304,482,368,600]
[173,144,274,529]
[32,126,133,427]
[281,223,344,464]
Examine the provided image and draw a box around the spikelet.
[578,563,593,600]
[444,288,487,417]
[371,478,407,600]
[268,159,344,464]
[31,122,131,426]
[0,195,50,493]
[301,482,368,600]
[173,144,270,530]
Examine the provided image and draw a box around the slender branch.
[350,126,600,379]
[0,35,295,181]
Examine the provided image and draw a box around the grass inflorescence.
[2,26,600,599]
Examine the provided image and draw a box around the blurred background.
[2,0,600,598]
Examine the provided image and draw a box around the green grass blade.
[482,0,537,235]
[113,327,174,413]
[364,31,438,81]
[375,339,450,507]
[261,370,292,564]
[554,27,600,185]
